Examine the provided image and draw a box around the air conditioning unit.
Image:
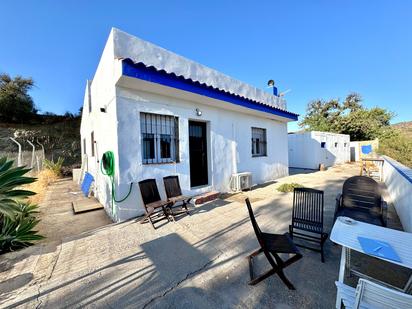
[230,172,252,192]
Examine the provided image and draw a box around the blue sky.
[1,1,411,131]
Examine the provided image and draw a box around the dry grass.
[26,169,60,204]
[277,182,304,193]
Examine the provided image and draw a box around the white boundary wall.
[383,156,412,232]
[349,140,379,162]
[288,131,350,169]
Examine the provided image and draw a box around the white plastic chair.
[336,279,412,309]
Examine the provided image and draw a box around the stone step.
[193,191,220,205]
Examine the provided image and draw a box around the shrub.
[0,157,36,218]
[277,183,304,193]
[0,157,44,253]
[0,203,44,253]
[378,131,412,168]
[43,157,64,177]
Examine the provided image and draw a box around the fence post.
[36,139,45,170]
[9,137,22,166]
[27,140,36,169]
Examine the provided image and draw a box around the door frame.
[188,119,210,188]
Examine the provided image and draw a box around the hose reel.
[101,151,133,213]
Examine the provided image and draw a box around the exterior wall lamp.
[196,108,202,117]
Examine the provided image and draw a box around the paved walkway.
[36,178,112,243]
[0,164,408,308]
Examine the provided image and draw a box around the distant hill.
[0,115,81,167]
[393,121,412,138]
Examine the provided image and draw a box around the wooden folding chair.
[289,187,328,262]
[245,198,302,290]
[138,179,173,229]
[163,176,191,215]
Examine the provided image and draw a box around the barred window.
[252,127,267,157]
[140,112,179,164]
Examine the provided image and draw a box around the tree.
[299,93,394,141]
[0,73,37,122]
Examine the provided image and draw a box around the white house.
[80,28,298,221]
[288,131,350,170]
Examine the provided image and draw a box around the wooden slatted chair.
[163,176,191,215]
[336,279,412,309]
[138,179,173,229]
[245,198,302,290]
[289,187,328,262]
[334,176,387,227]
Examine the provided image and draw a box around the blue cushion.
[81,172,94,197]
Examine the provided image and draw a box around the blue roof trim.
[384,156,412,184]
[121,59,298,121]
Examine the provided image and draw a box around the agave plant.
[0,157,36,218]
[17,202,40,217]
[0,157,44,253]
[43,157,64,177]
[0,213,44,252]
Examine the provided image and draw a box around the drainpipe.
[9,137,22,166]
[231,123,238,174]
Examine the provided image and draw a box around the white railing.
[382,156,412,232]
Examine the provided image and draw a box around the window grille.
[251,127,267,157]
[140,112,179,164]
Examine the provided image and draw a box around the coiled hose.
[100,151,133,213]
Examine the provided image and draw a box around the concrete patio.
[0,163,409,308]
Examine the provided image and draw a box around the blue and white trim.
[122,59,299,121]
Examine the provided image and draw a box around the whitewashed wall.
[81,28,292,222]
[383,156,412,232]
[349,140,379,162]
[288,131,350,169]
[80,31,123,221]
[112,86,289,221]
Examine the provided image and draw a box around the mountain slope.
[393,121,412,138]
[0,116,81,167]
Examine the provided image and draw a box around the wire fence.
[0,137,46,176]
[0,135,81,177]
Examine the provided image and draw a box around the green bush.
[0,203,44,252]
[378,131,412,168]
[0,157,44,253]
[277,183,304,193]
[0,157,36,218]
[43,157,64,177]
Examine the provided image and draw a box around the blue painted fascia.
[383,156,412,184]
[121,59,298,121]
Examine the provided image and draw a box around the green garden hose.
[100,151,133,213]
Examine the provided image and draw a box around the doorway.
[189,121,208,187]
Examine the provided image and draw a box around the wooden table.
[331,218,412,308]
[360,158,384,181]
